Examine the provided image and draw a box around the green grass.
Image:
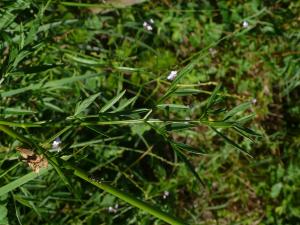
[1,0,300,224]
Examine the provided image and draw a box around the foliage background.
[0,0,299,224]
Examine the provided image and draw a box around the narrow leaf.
[206,84,221,110]
[201,120,234,128]
[111,96,137,113]
[174,88,202,96]
[234,124,262,137]
[0,167,51,196]
[100,90,126,113]
[165,123,197,131]
[1,74,100,98]
[157,104,189,110]
[172,142,206,155]
[2,108,37,115]
[224,102,251,120]
[173,145,205,186]
[236,113,256,124]
[232,127,255,142]
[212,127,253,158]
[74,93,99,116]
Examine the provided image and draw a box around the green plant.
[1,0,299,224]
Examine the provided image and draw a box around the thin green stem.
[72,164,187,225]
[0,125,31,145]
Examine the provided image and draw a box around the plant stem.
[0,125,31,145]
[65,162,187,225]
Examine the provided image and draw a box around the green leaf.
[12,50,31,69]
[44,102,65,113]
[174,88,202,96]
[65,53,104,65]
[100,90,126,113]
[1,73,100,98]
[201,120,234,128]
[165,123,197,131]
[0,11,16,30]
[1,107,37,115]
[0,205,7,219]
[51,160,75,194]
[224,102,251,120]
[0,167,51,196]
[234,124,262,137]
[232,127,255,142]
[0,121,43,128]
[173,146,205,186]
[157,52,210,104]
[131,124,151,136]
[172,142,206,155]
[236,113,256,124]
[0,125,32,145]
[271,183,283,198]
[14,195,32,208]
[212,127,252,158]
[157,104,189,110]
[206,84,221,110]
[24,20,40,47]
[111,96,137,113]
[74,93,99,116]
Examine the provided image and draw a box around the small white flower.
[50,137,62,152]
[242,21,249,28]
[108,204,118,213]
[143,21,153,31]
[167,70,177,81]
[209,48,217,57]
[52,137,61,149]
[252,98,257,104]
[163,191,169,199]
[149,18,154,24]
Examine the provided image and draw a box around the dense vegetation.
[0,0,299,224]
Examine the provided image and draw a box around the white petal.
[167,71,177,81]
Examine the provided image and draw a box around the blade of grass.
[0,125,31,145]
[111,96,137,113]
[74,93,100,116]
[234,124,262,137]
[100,90,126,113]
[211,127,253,158]
[171,141,207,156]
[1,107,37,116]
[1,73,100,98]
[157,104,190,110]
[0,121,44,128]
[224,102,252,120]
[0,166,51,196]
[201,120,234,128]
[236,113,256,124]
[171,143,205,186]
[0,162,22,179]
[205,84,222,111]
